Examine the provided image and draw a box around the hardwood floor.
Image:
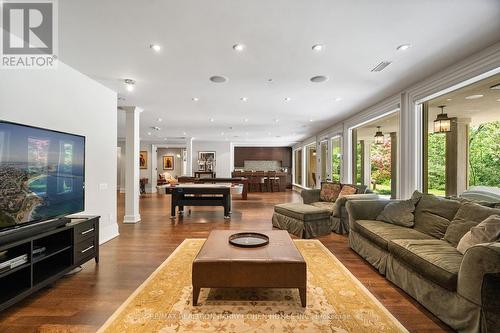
[0,191,454,333]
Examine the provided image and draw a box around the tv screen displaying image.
[0,121,85,231]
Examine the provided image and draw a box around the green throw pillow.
[376,197,420,227]
[443,202,500,247]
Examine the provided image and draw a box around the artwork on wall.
[163,155,174,170]
[198,151,216,171]
[139,151,148,169]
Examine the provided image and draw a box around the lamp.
[374,126,384,144]
[433,105,451,133]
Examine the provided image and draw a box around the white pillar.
[123,107,142,223]
[363,140,371,187]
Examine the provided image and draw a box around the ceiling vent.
[371,61,392,72]
[151,126,161,131]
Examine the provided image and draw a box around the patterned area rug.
[98,239,408,333]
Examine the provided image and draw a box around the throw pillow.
[338,185,357,198]
[456,215,500,254]
[443,202,500,247]
[319,183,341,202]
[376,197,420,227]
[412,190,461,239]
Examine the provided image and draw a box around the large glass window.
[331,137,341,182]
[423,73,500,196]
[306,144,317,188]
[294,149,302,185]
[351,112,399,197]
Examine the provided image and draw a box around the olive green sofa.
[301,183,377,234]
[346,193,500,333]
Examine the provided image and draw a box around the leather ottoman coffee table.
[192,230,307,306]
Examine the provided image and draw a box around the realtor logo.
[1,0,58,69]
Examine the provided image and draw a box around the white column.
[123,107,142,223]
[363,140,371,187]
[151,144,158,193]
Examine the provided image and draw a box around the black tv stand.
[0,216,99,311]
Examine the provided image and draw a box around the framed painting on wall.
[139,151,148,169]
[163,155,174,170]
[198,151,216,161]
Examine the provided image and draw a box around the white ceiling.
[428,73,500,127]
[58,0,500,145]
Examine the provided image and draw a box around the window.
[306,144,317,188]
[294,149,302,185]
[423,74,500,196]
[351,111,399,197]
[331,137,341,182]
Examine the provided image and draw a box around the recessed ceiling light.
[240,97,248,102]
[147,132,152,136]
[232,43,245,52]
[244,118,249,122]
[164,138,168,141]
[209,118,215,122]
[157,118,163,122]
[465,94,484,100]
[210,75,228,83]
[150,44,161,52]
[312,44,324,51]
[334,97,342,102]
[192,97,199,102]
[274,118,279,123]
[396,44,411,51]
[182,131,187,136]
[309,119,314,122]
[124,79,135,92]
[284,97,291,102]
[310,75,329,83]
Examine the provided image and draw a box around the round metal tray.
[228,232,269,248]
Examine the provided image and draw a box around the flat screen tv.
[0,121,85,233]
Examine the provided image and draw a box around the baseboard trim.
[99,222,119,245]
[123,214,141,224]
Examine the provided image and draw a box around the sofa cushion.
[388,239,463,291]
[443,202,500,247]
[319,183,341,202]
[457,215,500,254]
[376,197,420,227]
[353,220,433,250]
[412,191,461,239]
[310,201,335,214]
[274,203,330,222]
[339,185,357,197]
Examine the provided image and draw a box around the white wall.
[191,141,232,177]
[0,62,119,244]
[157,148,183,178]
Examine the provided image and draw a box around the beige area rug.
[98,239,408,333]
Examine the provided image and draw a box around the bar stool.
[249,173,262,192]
[266,171,280,192]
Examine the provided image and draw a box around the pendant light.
[374,126,384,144]
[433,105,451,133]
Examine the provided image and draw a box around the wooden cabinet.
[0,216,99,311]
